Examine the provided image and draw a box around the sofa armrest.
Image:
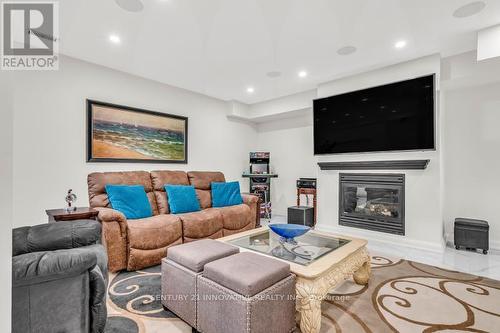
[89,265,107,332]
[12,219,101,256]
[94,207,127,237]
[241,193,261,228]
[12,248,97,288]
[241,193,259,205]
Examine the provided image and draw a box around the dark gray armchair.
[12,219,108,333]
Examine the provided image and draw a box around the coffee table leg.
[298,297,322,333]
[353,260,371,285]
[296,279,322,333]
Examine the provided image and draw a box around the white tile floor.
[264,215,500,280]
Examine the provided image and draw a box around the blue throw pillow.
[211,181,243,207]
[165,185,201,214]
[105,184,153,219]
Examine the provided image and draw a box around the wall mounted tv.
[313,74,435,155]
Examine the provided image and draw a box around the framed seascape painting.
[87,100,188,163]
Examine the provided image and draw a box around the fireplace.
[339,173,405,235]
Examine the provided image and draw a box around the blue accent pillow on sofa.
[105,184,153,219]
[165,185,201,214]
[211,181,243,207]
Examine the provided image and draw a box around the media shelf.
[242,174,279,178]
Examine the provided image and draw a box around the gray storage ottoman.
[197,252,296,333]
[161,239,239,327]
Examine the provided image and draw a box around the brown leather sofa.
[87,170,260,272]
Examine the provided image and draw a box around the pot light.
[337,46,357,55]
[453,1,486,18]
[394,40,407,49]
[298,70,308,78]
[115,0,144,12]
[266,71,282,78]
[246,87,255,94]
[109,34,121,44]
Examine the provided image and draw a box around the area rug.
[105,254,500,333]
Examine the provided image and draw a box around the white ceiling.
[58,0,500,104]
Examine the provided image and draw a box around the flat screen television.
[313,74,435,155]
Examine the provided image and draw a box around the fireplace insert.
[339,173,405,235]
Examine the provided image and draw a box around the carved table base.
[295,247,370,333]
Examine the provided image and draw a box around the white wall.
[443,82,500,249]
[256,115,315,214]
[7,55,257,227]
[315,55,444,250]
[255,52,500,250]
[256,55,446,251]
[0,74,13,332]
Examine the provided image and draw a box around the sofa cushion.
[127,214,182,251]
[217,204,252,231]
[178,208,223,241]
[211,181,243,207]
[165,185,201,214]
[127,214,183,270]
[151,171,189,214]
[167,239,239,272]
[105,185,153,219]
[88,171,158,215]
[187,171,225,190]
[196,189,212,209]
[203,252,290,297]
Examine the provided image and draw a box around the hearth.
[339,173,405,235]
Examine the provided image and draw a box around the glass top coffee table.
[219,226,371,333]
[228,228,350,266]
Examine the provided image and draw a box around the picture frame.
[86,99,188,163]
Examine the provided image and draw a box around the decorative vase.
[269,224,311,260]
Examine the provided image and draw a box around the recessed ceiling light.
[115,0,144,12]
[298,70,308,78]
[394,40,407,49]
[266,71,282,78]
[453,1,486,18]
[109,34,121,44]
[337,46,357,55]
[246,87,255,94]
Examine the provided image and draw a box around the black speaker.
[288,206,314,227]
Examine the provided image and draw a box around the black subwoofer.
[454,218,489,254]
[288,206,314,227]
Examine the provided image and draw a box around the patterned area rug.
[106,254,500,333]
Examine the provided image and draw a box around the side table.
[46,207,98,223]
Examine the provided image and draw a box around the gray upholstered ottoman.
[197,252,296,333]
[161,239,239,327]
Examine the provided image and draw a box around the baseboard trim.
[316,224,446,253]
[444,232,500,251]
[491,240,500,251]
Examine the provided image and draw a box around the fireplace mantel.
[317,159,430,170]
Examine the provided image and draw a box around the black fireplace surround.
[339,173,405,235]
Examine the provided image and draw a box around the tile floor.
[264,215,500,280]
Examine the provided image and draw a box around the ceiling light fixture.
[266,71,282,78]
[109,34,121,44]
[246,87,255,94]
[453,1,486,18]
[337,46,357,55]
[298,70,308,78]
[394,40,407,49]
[115,0,144,12]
